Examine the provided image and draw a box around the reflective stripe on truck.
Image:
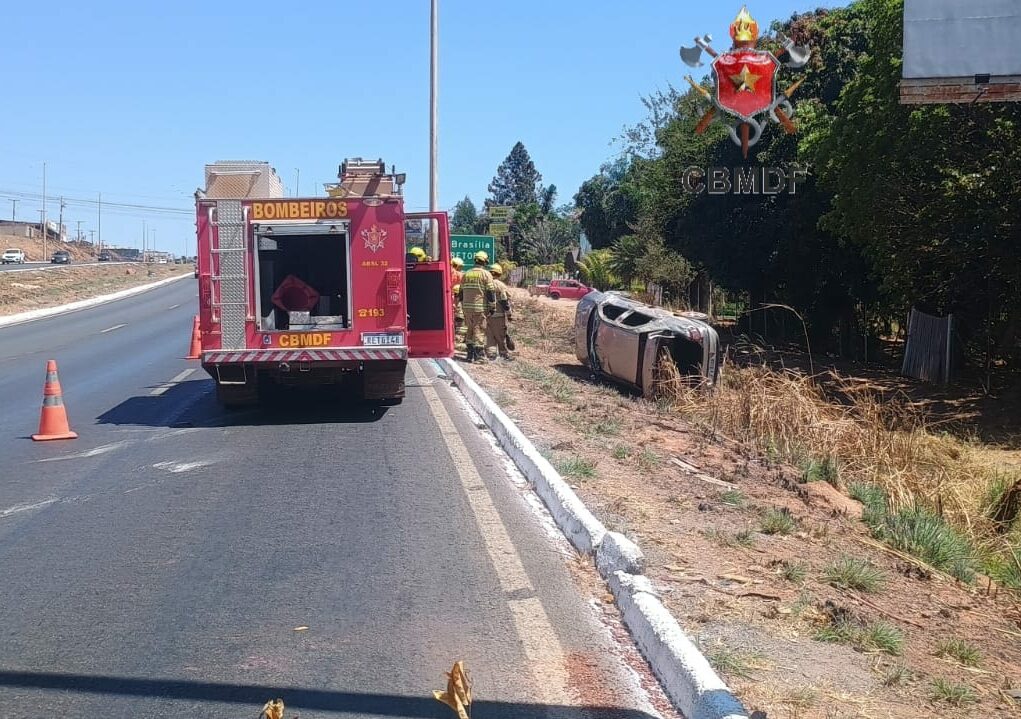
[203,348,407,363]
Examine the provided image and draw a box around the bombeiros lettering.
[250,201,348,220]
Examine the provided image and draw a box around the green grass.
[637,447,661,471]
[814,618,903,656]
[703,646,763,680]
[720,489,746,507]
[777,560,808,583]
[848,483,978,583]
[702,528,755,549]
[611,444,632,460]
[858,621,904,656]
[734,529,756,548]
[760,507,797,535]
[823,556,885,593]
[934,638,982,667]
[881,664,912,687]
[554,455,596,479]
[871,507,976,583]
[814,618,857,645]
[982,543,1021,589]
[591,418,622,436]
[929,678,977,707]
[801,455,839,486]
[510,361,576,404]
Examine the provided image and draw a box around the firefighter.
[486,263,513,360]
[458,251,496,363]
[407,246,428,263]
[450,257,466,351]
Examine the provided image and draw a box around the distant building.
[200,161,284,199]
[0,219,65,242]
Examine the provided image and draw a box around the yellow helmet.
[452,283,461,294]
[451,257,464,269]
[489,263,503,276]
[473,250,489,264]
[409,246,427,261]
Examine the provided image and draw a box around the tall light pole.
[429,0,438,212]
[41,162,47,259]
[10,199,16,220]
[97,192,102,253]
[294,168,300,198]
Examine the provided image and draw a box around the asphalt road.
[0,280,663,718]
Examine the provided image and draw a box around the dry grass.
[669,364,1021,588]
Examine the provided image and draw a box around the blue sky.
[0,1,840,256]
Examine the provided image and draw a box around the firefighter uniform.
[450,258,466,351]
[486,264,513,360]
[458,252,496,363]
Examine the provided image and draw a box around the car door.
[592,304,644,386]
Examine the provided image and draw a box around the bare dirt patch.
[463,289,1021,719]
[0,264,191,316]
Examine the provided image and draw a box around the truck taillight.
[385,269,402,306]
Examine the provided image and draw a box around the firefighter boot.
[465,345,476,362]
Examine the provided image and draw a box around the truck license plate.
[361,332,404,347]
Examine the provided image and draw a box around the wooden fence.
[901,308,956,383]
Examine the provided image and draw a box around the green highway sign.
[451,234,496,264]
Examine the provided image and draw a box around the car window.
[619,311,654,327]
[600,304,628,321]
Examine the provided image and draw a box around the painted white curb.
[610,572,749,719]
[440,357,750,719]
[441,357,606,554]
[0,273,191,329]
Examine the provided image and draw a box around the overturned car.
[575,291,722,397]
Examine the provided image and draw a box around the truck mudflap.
[202,347,407,363]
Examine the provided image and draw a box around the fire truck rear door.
[405,212,454,359]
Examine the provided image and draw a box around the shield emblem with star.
[361,224,387,253]
[712,49,779,123]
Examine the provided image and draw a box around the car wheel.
[549,292,561,300]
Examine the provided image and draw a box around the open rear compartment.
[254,223,350,332]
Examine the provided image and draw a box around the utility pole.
[429,0,439,211]
[97,192,102,252]
[58,196,66,244]
[10,199,17,221]
[89,229,95,247]
[295,168,300,197]
[41,162,47,259]
[142,219,146,262]
[76,220,83,244]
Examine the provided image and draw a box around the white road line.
[100,323,127,333]
[168,304,181,309]
[0,498,59,519]
[409,361,575,711]
[150,368,195,396]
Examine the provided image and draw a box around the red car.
[547,278,592,301]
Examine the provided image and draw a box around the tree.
[577,249,617,291]
[488,142,543,206]
[450,196,479,235]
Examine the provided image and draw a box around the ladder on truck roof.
[208,200,248,350]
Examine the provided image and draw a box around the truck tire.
[550,292,561,300]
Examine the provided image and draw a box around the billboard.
[901,0,1021,103]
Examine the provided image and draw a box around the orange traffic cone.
[32,360,78,441]
[185,315,202,360]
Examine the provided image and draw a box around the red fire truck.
[194,159,453,407]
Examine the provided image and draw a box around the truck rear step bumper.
[202,347,407,364]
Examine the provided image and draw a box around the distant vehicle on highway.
[575,291,721,397]
[98,251,113,262]
[546,278,592,301]
[50,250,72,265]
[2,248,26,264]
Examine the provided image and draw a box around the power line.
[0,188,191,216]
